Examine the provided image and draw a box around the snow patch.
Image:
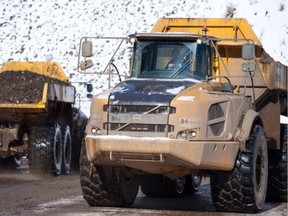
[113,86,129,93]
[177,96,195,101]
[166,86,185,94]
[280,115,288,124]
[34,196,83,214]
[0,0,287,116]
[86,134,172,141]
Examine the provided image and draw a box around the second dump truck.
[0,61,87,175]
[79,18,287,213]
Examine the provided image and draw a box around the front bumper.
[85,135,239,173]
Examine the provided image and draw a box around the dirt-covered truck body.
[79,18,287,213]
[0,61,87,175]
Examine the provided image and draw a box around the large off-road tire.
[28,124,63,176]
[140,174,186,197]
[210,124,268,213]
[79,141,140,207]
[61,125,72,174]
[266,124,287,202]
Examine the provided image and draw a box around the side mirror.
[82,39,93,57]
[242,43,255,60]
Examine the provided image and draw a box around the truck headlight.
[176,130,198,140]
[91,127,101,135]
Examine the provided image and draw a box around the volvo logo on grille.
[133,114,142,122]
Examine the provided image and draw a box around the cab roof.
[129,32,219,42]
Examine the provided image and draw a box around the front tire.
[79,141,140,206]
[28,124,62,176]
[210,124,268,213]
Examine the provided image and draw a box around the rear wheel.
[185,175,202,194]
[61,125,72,174]
[71,108,87,171]
[210,124,268,213]
[79,141,140,206]
[266,124,287,202]
[141,174,187,197]
[0,156,22,169]
[28,124,62,176]
[14,155,22,168]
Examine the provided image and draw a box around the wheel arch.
[237,109,263,146]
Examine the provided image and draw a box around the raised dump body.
[79,18,287,213]
[0,61,87,176]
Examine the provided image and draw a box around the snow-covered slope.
[0,0,287,114]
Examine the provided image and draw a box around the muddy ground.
[0,159,287,216]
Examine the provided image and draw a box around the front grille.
[104,104,175,136]
[105,105,176,114]
[104,123,174,132]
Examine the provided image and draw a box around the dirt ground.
[0,71,67,104]
[0,159,287,216]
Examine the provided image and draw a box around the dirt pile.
[0,71,67,104]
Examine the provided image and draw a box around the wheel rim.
[256,148,264,192]
[14,156,22,168]
[55,139,61,164]
[175,177,186,194]
[192,175,202,190]
[53,130,62,175]
[64,133,71,171]
[64,139,71,163]
[254,129,268,210]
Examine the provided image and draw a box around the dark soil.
[0,70,68,104]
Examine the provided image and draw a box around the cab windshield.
[132,40,209,80]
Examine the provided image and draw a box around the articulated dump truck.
[78,18,287,213]
[0,61,87,176]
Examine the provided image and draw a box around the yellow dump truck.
[0,61,87,175]
[78,18,287,213]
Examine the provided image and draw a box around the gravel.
[0,70,67,104]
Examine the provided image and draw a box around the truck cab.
[79,18,287,213]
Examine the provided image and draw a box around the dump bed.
[152,18,261,45]
[0,61,75,112]
[152,18,287,92]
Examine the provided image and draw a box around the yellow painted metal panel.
[0,103,46,109]
[152,18,261,46]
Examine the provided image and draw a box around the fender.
[236,109,262,150]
